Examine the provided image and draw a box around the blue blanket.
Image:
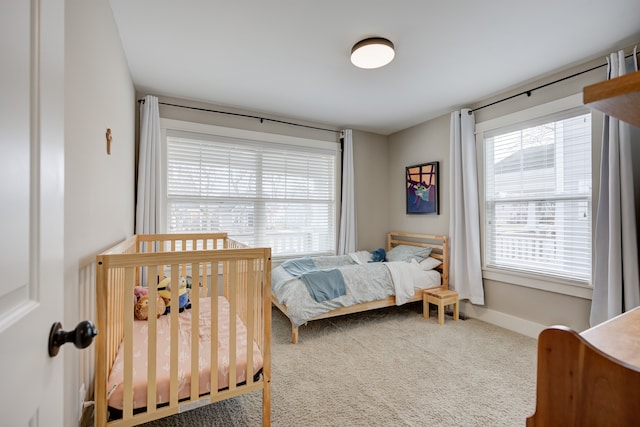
[300,269,346,303]
[281,256,317,277]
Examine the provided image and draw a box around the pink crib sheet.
[107,296,263,410]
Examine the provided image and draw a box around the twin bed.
[271,231,449,343]
[93,231,447,426]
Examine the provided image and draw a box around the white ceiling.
[109,1,640,135]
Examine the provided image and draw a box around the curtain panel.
[338,129,356,255]
[135,95,162,234]
[590,49,640,326]
[450,110,484,304]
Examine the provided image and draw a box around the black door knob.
[48,320,98,357]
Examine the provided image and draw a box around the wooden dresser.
[581,306,640,366]
[526,307,640,426]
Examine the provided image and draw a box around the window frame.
[475,94,594,299]
[159,118,341,259]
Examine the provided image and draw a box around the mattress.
[106,296,263,410]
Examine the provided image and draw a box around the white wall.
[64,1,135,425]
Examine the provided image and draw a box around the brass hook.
[105,128,112,155]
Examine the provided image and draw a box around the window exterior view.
[166,131,337,258]
[484,111,592,283]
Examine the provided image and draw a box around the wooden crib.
[93,233,271,427]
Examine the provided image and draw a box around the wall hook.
[105,128,112,155]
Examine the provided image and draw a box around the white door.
[0,1,65,426]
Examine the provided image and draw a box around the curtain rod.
[469,49,639,114]
[137,99,340,134]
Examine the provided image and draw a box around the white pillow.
[419,256,442,271]
[406,261,437,287]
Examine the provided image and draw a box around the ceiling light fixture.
[350,37,395,69]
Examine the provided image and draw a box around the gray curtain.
[590,49,640,326]
[449,109,485,304]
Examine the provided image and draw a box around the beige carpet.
[140,303,538,426]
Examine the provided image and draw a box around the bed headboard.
[387,231,449,289]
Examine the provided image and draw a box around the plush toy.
[183,275,204,297]
[133,285,148,303]
[157,276,191,314]
[369,248,387,263]
[134,295,166,320]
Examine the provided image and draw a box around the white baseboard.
[459,301,545,339]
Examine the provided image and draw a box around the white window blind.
[166,130,337,257]
[484,109,592,283]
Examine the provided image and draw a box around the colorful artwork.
[406,162,439,214]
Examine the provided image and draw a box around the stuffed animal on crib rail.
[134,295,166,320]
[157,276,191,314]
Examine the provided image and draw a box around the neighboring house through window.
[160,119,339,259]
[476,95,593,297]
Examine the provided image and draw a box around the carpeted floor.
[139,303,537,427]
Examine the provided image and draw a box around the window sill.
[482,268,593,300]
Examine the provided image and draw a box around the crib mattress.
[107,296,263,410]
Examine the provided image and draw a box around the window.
[482,107,592,284]
[163,124,338,258]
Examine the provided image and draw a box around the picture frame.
[406,161,439,214]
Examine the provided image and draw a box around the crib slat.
[246,259,256,385]
[211,268,219,395]
[169,264,180,407]
[204,261,211,298]
[229,260,238,391]
[94,258,109,427]
[190,261,200,401]
[262,250,272,426]
[123,267,135,420]
[112,268,122,366]
[146,265,159,413]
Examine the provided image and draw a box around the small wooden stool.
[423,289,459,325]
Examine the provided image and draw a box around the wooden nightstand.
[423,289,459,325]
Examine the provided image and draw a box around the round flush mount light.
[350,37,395,69]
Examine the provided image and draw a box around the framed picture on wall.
[406,161,439,214]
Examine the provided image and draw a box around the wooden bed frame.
[272,231,449,344]
[526,307,640,426]
[94,233,272,427]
